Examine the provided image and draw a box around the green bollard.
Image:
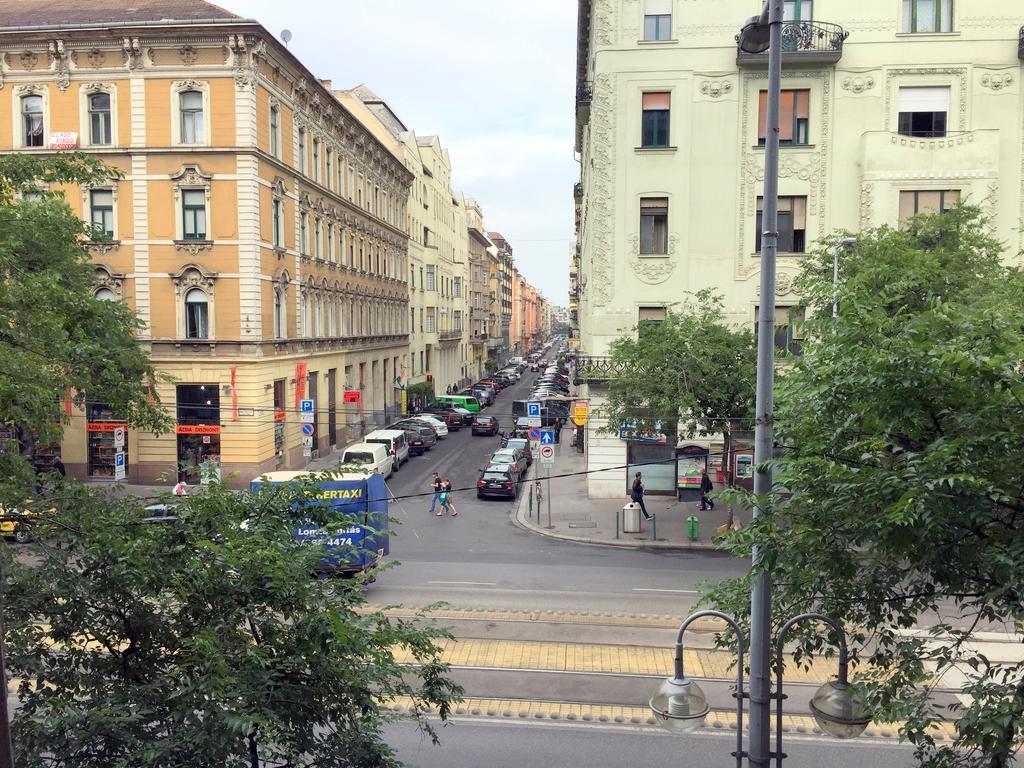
[687,514,699,542]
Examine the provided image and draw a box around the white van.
[364,429,410,471]
[340,442,394,478]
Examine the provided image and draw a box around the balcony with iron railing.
[573,182,583,200]
[736,20,847,65]
[572,355,630,385]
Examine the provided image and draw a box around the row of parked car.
[336,357,537,479]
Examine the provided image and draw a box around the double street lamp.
[648,3,872,765]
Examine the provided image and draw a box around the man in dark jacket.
[631,471,650,520]
[700,468,715,511]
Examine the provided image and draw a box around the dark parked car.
[389,421,437,449]
[472,415,500,436]
[424,410,464,430]
[477,463,519,499]
[490,448,528,478]
[398,426,428,456]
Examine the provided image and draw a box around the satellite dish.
[281,29,292,46]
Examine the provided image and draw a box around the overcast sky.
[226,0,577,305]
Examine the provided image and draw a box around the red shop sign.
[343,390,361,404]
[175,424,222,436]
[87,422,128,433]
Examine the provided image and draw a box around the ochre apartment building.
[0,0,411,485]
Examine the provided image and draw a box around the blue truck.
[250,471,390,577]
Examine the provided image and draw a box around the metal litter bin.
[622,502,642,533]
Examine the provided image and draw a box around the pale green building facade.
[573,0,1024,497]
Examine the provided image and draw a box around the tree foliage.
[706,206,1024,766]
[3,475,461,767]
[604,289,756,464]
[0,153,168,488]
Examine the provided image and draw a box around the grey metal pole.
[749,0,783,765]
[546,465,552,529]
[832,242,841,319]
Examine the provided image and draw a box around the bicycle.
[534,480,543,506]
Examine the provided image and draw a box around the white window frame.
[272,196,284,248]
[86,187,117,240]
[172,265,217,340]
[80,83,116,148]
[312,137,321,183]
[13,85,48,150]
[300,211,310,256]
[297,127,307,174]
[170,80,211,146]
[268,98,281,159]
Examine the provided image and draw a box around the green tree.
[604,290,756,518]
[4,475,461,767]
[706,206,1024,767]
[0,153,168,487]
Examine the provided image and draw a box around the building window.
[312,138,320,182]
[179,90,204,145]
[643,0,672,41]
[298,128,307,174]
[272,198,283,247]
[314,218,322,259]
[300,212,309,255]
[357,175,364,207]
[326,148,334,191]
[269,104,280,158]
[453,310,462,332]
[897,86,949,138]
[758,89,810,145]
[327,224,335,263]
[273,288,285,339]
[89,189,114,239]
[184,289,209,339]
[783,0,813,20]
[426,264,436,290]
[902,0,953,32]
[21,94,43,147]
[755,306,804,356]
[181,189,207,240]
[641,92,670,147]
[756,196,807,253]
[898,189,959,226]
[639,197,669,255]
[88,92,111,145]
[426,309,436,333]
[453,276,462,298]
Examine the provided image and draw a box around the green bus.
[432,394,481,413]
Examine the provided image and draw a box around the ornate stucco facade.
[574,0,1024,497]
[0,1,411,485]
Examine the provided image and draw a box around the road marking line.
[632,588,700,594]
[428,581,498,586]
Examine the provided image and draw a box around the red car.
[423,410,464,430]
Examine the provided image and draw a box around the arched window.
[315,295,323,337]
[179,90,204,144]
[273,289,285,339]
[21,95,43,147]
[301,292,310,336]
[95,287,117,301]
[327,296,336,336]
[184,288,209,339]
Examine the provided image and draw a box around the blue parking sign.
[527,401,541,417]
[539,429,555,445]
[300,399,314,413]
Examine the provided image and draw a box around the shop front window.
[176,384,221,484]
[86,402,127,478]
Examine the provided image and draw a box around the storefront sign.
[343,390,361,404]
[50,131,78,149]
[571,400,589,426]
[619,422,668,444]
[401,389,408,415]
[237,407,254,417]
[87,422,128,432]
[274,410,286,421]
[175,424,222,435]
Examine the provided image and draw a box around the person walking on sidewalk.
[427,472,442,514]
[436,477,458,517]
[631,471,650,520]
[699,468,715,511]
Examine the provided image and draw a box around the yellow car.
[0,504,37,543]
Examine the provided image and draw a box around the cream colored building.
[574,0,1024,497]
[465,198,494,380]
[0,0,411,486]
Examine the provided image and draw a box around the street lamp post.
[650,611,871,766]
[738,0,784,763]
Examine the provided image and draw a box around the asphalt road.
[386,719,917,768]
[375,369,747,615]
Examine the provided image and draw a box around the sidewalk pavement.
[514,442,743,551]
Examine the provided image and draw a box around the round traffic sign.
[528,427,541,441]
[539,444,555,461]
[301,423,315,436]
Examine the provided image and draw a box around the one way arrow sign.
[539,429,555,446]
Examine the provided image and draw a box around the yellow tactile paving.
[361,604,696,629]
[392,637,841,683]
[383,695,960,741]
